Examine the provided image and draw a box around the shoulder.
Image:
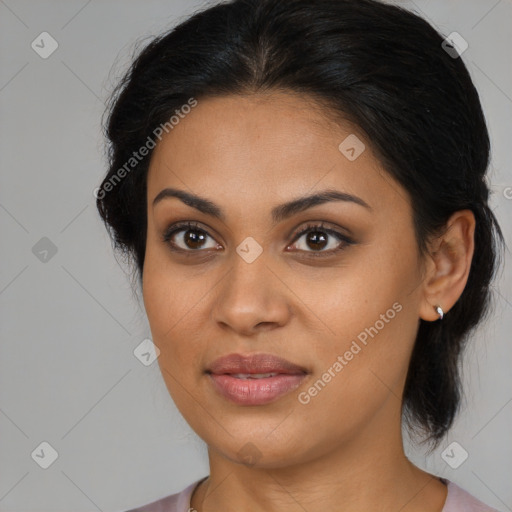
[122,476,505,512]
[442,478,502,512]
[123,477,205,512]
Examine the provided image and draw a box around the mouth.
[225,372,282,379]
[206,352,308,375]
[205,353,309,405]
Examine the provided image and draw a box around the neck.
[191,394,447,512]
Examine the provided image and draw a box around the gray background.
[0,1,510,511]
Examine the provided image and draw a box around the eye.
[287,222,354,257]
[161,220,354,258]
[162,221,221,252]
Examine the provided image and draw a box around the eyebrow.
[152,187,372,223]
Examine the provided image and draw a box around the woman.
[96,0,506,510]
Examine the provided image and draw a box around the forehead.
[146,92,406,215]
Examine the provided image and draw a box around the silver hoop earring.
[434,305,444,320]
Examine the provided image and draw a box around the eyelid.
[288,221,353,243]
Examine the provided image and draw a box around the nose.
[211,250,292,336]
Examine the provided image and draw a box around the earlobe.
[419,210,476,322]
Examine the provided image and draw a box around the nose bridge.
[223,241,272,305]
[211,242,290,332]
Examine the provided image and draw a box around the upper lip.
[206,353,308,375]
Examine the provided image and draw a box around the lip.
[206,353,308,406]
[206,352,308,375]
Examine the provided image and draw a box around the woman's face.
[142,92,429,468]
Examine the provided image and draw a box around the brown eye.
[162,220,354,258]
[162,222,219,251]
[303,230,328,251]
[288,222,354,257]
[182,229,207,249]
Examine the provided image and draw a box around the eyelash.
[161,221,354,258]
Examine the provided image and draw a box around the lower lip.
[208,373,307,405]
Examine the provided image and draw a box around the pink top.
[125,476,502,511]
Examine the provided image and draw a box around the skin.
[142,91,475,512]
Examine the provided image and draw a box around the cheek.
[299,239,420,401]
[142,263,173,342]
[142,237,195,339]
[294,305,416,449]
[142,247,215,383]
[142,255,189,366]
[142,260,202,412]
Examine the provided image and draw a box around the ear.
[419,209,476,322]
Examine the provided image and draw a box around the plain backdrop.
[0,1,511,511]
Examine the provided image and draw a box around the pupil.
[185,229,205,249]
[308,231,327,250]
